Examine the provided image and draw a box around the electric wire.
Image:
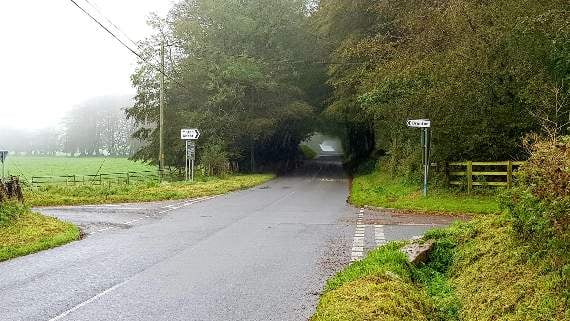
[68,0,189,89]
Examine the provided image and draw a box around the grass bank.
[312,215,569,321]
[26,174,274,207]
[0,203,80,262]
[311,243,433,321]
[351,170,499,215]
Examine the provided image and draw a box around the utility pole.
[159,41,165,173]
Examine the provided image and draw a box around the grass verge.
[425,214,569,321]
[313,215,569,321]
[351,170,499,215]
[0,203,80,262]
[311,243,434,321]
[26,174,274,207]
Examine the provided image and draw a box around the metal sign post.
[181,129,200,182]
[407,120,431,196]
[0,150,8,180]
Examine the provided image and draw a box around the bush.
[199,142,230,177]
[501,136,570,244]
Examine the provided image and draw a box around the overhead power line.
[81,0,143,52]
[68,0,185,87]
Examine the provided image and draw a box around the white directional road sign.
[181,129,200,140]
[407,119,431,128]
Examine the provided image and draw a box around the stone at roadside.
[401,240,435,265]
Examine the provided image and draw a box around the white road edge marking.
[48,280,129,321]
[350,209,366,262]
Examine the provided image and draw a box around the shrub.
[501,136,569,244]
[199,142,230,177]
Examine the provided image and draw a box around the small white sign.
[181,129,200,140]
[407,119,431,128]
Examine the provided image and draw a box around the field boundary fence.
[446,161,525,194]
[31,170,164,187]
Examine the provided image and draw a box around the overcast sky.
[0,0,173,130]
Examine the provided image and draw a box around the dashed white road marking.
[48,280,129,321]
[351,209,366,262]
[375,225,387,246]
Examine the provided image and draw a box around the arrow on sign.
[181,129,201,140]
[407,119,431,128]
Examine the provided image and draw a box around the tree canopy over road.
[128,0,326,171]
[128,0,569,174]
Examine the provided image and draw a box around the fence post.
[507,161,513,189]
[467,161,473,194]
[126,172,130,185]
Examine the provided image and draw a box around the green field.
[4,156,155,180]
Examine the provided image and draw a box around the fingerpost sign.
[407,120,432,196]
[181,129,200,181]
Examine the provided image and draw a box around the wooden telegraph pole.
[159,42,166,173]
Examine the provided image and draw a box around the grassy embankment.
[312,163,568,321]
[0,202,80,262]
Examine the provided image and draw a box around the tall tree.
[128,0,320,171]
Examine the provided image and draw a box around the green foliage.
[313,0,570,170]
[200,141,230,177]
[500,136,570,244]
[128,0,322,170]
[0,210,79,262]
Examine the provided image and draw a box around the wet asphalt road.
[0,159,459,321]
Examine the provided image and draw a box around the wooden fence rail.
[447,161,525,194]
[31,170,162,186]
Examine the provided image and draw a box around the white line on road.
[48,280,129,321]
[375,225,386,246]
[351,209,366,262]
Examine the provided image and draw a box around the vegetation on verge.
[26,174,274,207]
[312,243,433,321]
[0,203,80,262]
[351,162,499,215]
[314,138,569,321]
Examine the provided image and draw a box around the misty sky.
[0,0,173,130]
